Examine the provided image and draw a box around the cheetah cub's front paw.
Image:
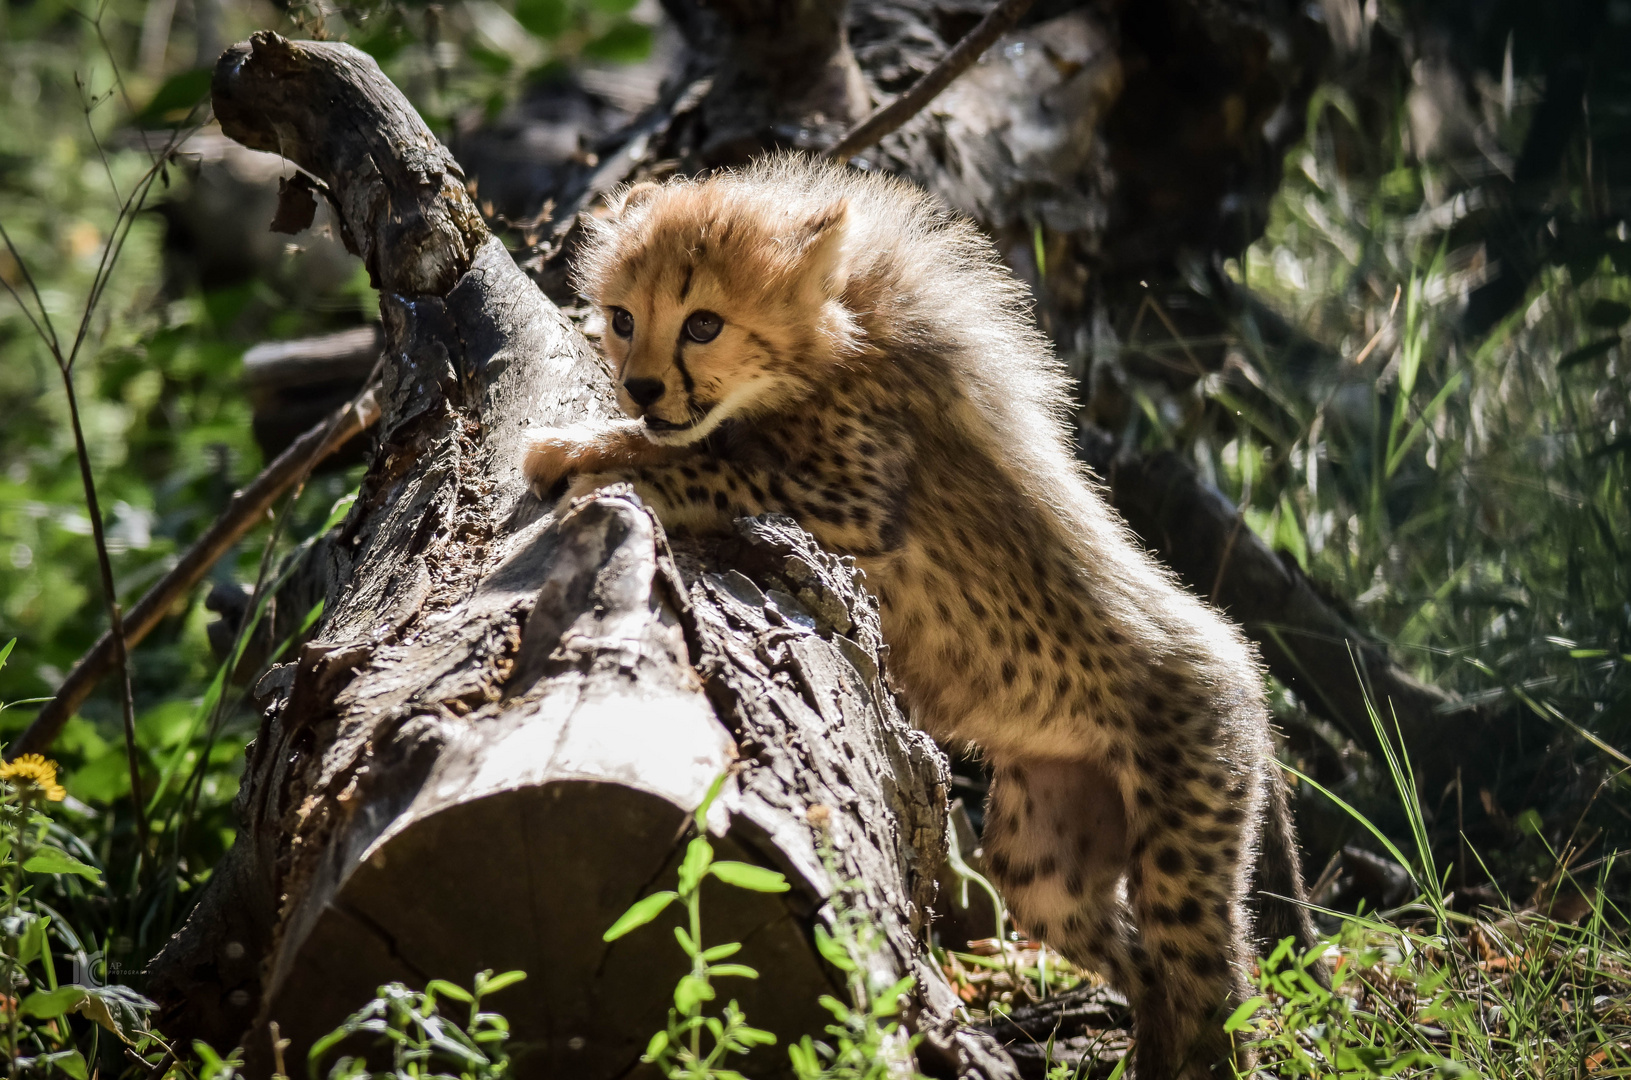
[522,426,598,501]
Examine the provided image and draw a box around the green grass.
[1237,695,1631,1078]
[1132,51,1631,899]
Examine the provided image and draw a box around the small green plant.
[0,639,160,1078]
[602,773,785,1079]
[787,897,921,1080]
[306,969,527,1080]
[1229,687,1631,1077]
[1228,933,1461,1077]
[604,774,930,1080]
[185,1041,245,1080]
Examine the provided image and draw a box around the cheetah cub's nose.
[623,378,665,408]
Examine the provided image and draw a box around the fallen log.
[145,33,1015,1080]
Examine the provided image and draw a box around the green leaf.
[0,637,15,673]
[872,975,915,1016]
[816,993,852,1022]
[38,1049,87,1080]
[694,771,730,831]
[789,1037,819,1075]
[674,924,698,956]
[701,942,742,962]
[1559,336,1619,370]
[17,912,48,965]
[813,925,856,972]
[1385,370,1463,478]
[21,986,89,1020]
[307,1026,353,1071]
[426,979,473,1003]
[642,1030,669,1062]
[69,984,158,1043]
[137,68,212,126]
[583,20,653,63]
[475,970,527,996]
[191,1041,247,1080]
[707,963,759,980]
[678,836,714,894]
[296,599,325,636]
[322,490,359,532]
[674,974,715,1015]
[515,0,571,37]
[352,25,412,64]
[603,890,676,941]
[1223,996,1265,1033]
[23,848,103,882]
[709,860,790,893]
[138,697,198,751]
[1377,166,1420,203]
[65,751,132,806]
[467,44,514,75]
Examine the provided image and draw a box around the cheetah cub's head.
[574,175,859,445]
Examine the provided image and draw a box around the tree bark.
[146,33,1013,1080]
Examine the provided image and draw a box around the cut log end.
[152,489,996,1078]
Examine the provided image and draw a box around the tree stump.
[146,33,1016,1080]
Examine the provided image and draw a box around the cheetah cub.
[524,156,1318,1078]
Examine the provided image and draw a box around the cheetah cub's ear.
[610,181,660,217]
[791,200,850,303]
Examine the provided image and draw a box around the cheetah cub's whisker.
[524,154,1320,1079]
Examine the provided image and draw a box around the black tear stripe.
[678,262,694,302]
[672,336,697,417]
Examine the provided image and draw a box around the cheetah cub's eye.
[609,307,634,338]
[684,310,723,343]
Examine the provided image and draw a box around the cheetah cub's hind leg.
[1120,693,1265,1079]
[983,744,1260,1079]
[982,759,1145,1002]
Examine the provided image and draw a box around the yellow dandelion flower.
[0,754,66,802]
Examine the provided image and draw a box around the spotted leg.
[1120,717,1263,1079]
[523,425,906,556]
[982,758,1147,1006]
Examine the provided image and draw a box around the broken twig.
[825,0,1035,161]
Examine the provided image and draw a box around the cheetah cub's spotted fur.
[524,156,1318,1079]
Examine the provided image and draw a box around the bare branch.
[825,0,1035,161]
[57,351,149,851]
[75,72,124,207]
[0,221,64,362]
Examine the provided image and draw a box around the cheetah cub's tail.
[1255,762,1329,985]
